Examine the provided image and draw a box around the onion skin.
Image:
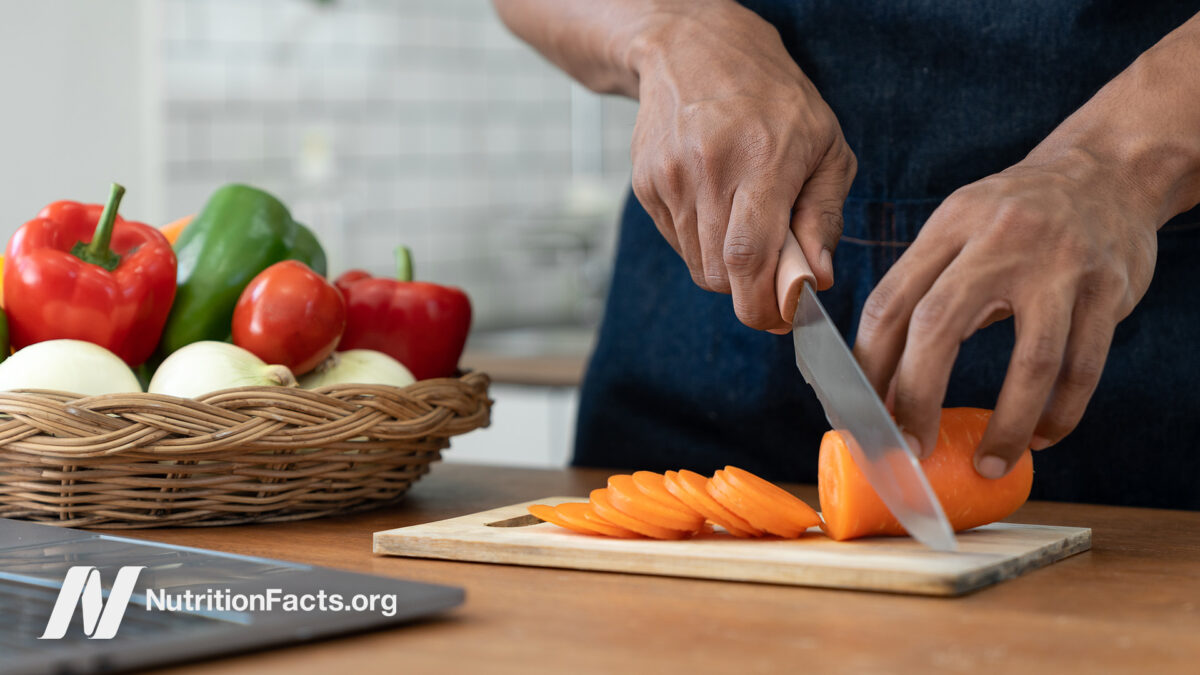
[148,341,296,399]
[299,349,416,389]
[0,339,142,396]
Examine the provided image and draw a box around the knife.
[775,235,956,551]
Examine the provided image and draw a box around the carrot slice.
[819,407,1035,541]
[631,471,704,520]
[528,503,596,536]
[556,502,639,538]
[664,470,762,537]
[721,466,821,530]
[607,475,704,532]
[708,471,805,538]
[590,488,690,540]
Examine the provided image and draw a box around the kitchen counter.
[461,326,593,387]
[123,463,1199,674]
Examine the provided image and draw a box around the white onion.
[299,350,416,389]
[148,341,296,398]
[0,340,141,395]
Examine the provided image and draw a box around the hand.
[629,1,856,330]
[853,149,1158,477]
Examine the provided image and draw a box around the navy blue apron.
[574,1,1200,510]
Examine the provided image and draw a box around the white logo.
[39,566,145,640]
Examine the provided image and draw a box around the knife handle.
[775,233,817,324]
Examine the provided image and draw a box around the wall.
[0,0,161,238]
[161,0,639,330]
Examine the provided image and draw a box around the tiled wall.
[162,0,638,330]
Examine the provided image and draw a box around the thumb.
[791,141,856,290]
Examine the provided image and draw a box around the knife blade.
[776,235,956,551]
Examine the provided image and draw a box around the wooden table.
[123,463,1199,674]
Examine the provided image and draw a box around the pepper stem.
[70,183,125,272]
[394,245,413,282]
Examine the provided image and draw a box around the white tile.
[209,118,265,163]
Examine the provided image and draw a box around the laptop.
[0,518,463,674]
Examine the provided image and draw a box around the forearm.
[491,0,721,98]
[1027,12,1200,227]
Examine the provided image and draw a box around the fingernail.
[820,248,834,284]
[901,431,924,459]
[1030,435,1053,451]
[977,455,1008,479]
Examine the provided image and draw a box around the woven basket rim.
[0,371,492,527]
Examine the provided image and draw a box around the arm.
[854,13,1200,477]
[494,0,857,330]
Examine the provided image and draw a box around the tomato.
[232,261,346,375]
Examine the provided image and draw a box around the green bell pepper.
[156,184,328,357]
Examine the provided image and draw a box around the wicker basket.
[0,372,490,529]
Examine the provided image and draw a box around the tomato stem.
[71,183,125,272]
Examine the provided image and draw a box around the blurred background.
[0,0,641,467]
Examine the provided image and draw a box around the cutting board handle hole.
[486,514,543,528]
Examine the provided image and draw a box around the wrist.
[622,0,776,98]
[1026,24,1200,228]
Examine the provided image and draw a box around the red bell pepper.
[334,247,471,380]
[4,183,177,366]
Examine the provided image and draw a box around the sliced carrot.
[708,471,806,538]
[607,474,704,532]
[631,471,704,520]
[664,470,762,537]
[721,466,821,530]
[556,502,639,538]
[528,503,596,536]
[819,407,1035,541]
[589,488,690,540]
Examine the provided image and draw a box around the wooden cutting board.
[374,497,1091,596]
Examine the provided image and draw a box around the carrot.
[528,503,596,536]
[631,471,705,520]
[607,474,704,532]
[818,407,1034,541]
[159,215,193,246]
[720,466,821,531]
[708,471,807,538]
[556,502,639,538]
[664,470,762,537]
[590,488,690,540]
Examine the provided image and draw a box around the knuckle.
[1060,352,1106,391]
[658,158,686,194]
[687,136,722,173]
[909,294,952,335]
[819,207,845,240]
[859,284,905,337]
[688,269,712,291]
[722,233,767,277]
[1013,333,1062,376]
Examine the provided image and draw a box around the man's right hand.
[628,1,856,330]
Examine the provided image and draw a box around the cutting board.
[374,497,1091,596]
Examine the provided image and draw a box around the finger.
[1030,304,1115,450]
[889,265,992,458]
[725,183,793,331]
[672,205,707,288]
[792,141,856,290]
[696,189,734,294]
[975,293,1073,477]
[852,219,963,400]
[632,167,681,256]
